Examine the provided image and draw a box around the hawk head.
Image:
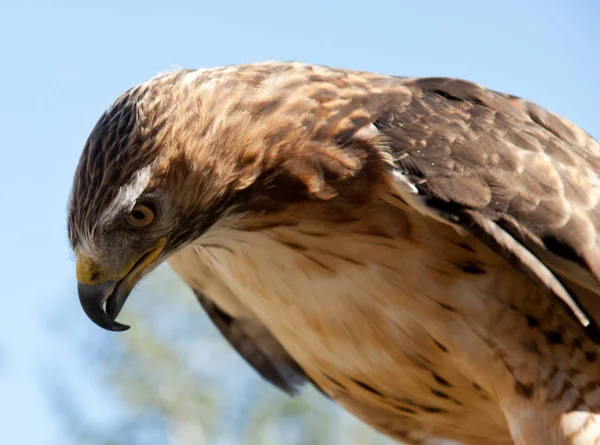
[68,62,397,331]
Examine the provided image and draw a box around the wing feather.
[193,289,320,395]
[375,77,600,340]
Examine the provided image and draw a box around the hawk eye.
[125,204,155,228]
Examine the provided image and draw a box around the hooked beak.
[76,237,167,332]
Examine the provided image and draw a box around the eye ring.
[125,204,155,228]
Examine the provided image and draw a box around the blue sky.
[0,1,598,444]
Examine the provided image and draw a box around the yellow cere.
[76,237,167,285]
[76,254,102,285]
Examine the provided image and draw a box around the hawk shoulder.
[374,77,600,340]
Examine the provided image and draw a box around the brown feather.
[193,288,313,395]
[374,77,600,338]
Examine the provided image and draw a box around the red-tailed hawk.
[68,62,600,445]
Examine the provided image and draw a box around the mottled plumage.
[69,62,600,445]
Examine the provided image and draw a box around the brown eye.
[125,204,155,228]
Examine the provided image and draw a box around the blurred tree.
[53,265,395,445]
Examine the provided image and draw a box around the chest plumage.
[168,200,541,443]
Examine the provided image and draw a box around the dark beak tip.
[110,322,131,332]
[77,282,131,333]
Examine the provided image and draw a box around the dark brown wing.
[193,289,320,395]
[375,77,600,341]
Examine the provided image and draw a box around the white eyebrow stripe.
[99,164,154,225]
